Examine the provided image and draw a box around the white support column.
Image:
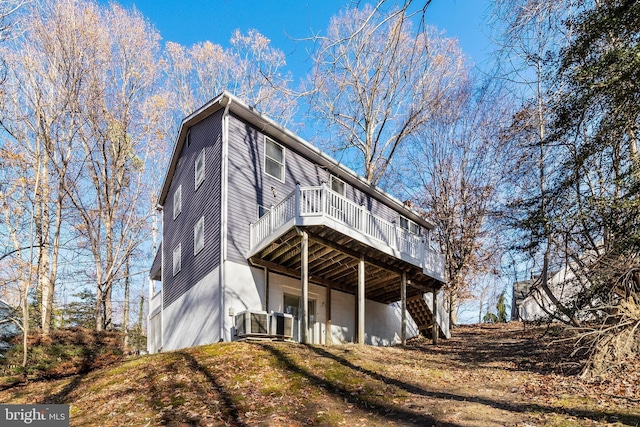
[301,230,309,344]
[325,284,332,345]
[432,288,439,345]
[401,272,407,345]
[357,255,365,345]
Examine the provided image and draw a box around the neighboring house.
[512,265,584,322]
[148,92,448,353]
[511,276,536,321]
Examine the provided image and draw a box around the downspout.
[220,96,232,341]
[158,206,164,352]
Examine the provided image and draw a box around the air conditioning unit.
[269,312,294,339]
[235,310,269,338]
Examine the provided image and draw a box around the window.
[194,216,204,256]
[400,216,420,234]
[330,176,346,196]
[258,205,270,219]
[172,244,182,276]
[173,185,182,220]
[185,129,191,147]
[195,148,205,190]
[264,137,285,181]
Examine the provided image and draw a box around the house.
[512,265,585,322]
[148,92,447,353]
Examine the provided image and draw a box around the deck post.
[326,284,332,345]
[432,288,439,345]
[269,204,275,234]
[295,183,301,222]
[401,272,407,345]
[301,230,309,344]
[321,182,327,215]
[357,255,365,344]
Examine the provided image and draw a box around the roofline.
[157,91,434,230]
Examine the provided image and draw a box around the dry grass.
[0,323,638,426]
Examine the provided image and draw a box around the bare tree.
[0,0,87,335]
[490,0,584,326]
[61,1,163,331]
[163,29,296,132]
[0,0,26,40]
[306,4,465,185]
[1,0,166,333]
[0,141,39,365]
[402,76,511,326]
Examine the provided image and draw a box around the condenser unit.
[269,312,294,339]
[235,310,269,338]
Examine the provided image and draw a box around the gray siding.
[226,113,410,263]
[163,110,223,307]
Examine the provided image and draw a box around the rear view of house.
[148,92,447,353]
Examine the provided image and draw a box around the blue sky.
[111,0,493,81]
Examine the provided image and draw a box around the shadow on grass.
[179,351,246,427]
[41,349,98,404]
[308,344,640,426]
[138,352,246,427]
[417,325,584,376]
[258,342,463,427]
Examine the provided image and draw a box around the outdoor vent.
[269,312,294,339]
[235,310,269,337]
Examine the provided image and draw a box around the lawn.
[0,323,638,426]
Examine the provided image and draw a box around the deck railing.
[250,184,444,279]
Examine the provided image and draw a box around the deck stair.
[406,293,450,339]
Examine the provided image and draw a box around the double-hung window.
[400,216,420,235]
[173,185,182,220]
[195,148,205,190]
[264,137,285,181]
[172,244,182,276]
[330,176,346,196]
[194,216,204,256]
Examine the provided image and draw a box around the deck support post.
[357,255,365,344]
[401,272,407,345]
[301,230,309,344]
[432,288,438,346]
[326,284,332,345]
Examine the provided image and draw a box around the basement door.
[283,294,316,343]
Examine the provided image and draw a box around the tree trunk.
[123,260,130,349]
[95,286,103,331]
[21,280,29,368]
[137,295,144,353]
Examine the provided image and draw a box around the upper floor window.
[185,129,192,148]
[258,205,270,219]
[264,137,285,182]
[195,148,205,190]
[172,243,182,276]
[400,216,420,235]
[194,216,204,256]
[173,185,182,220]
[330,176,346,196]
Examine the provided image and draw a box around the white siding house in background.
[148,92,448,353]
[512,265,583,322]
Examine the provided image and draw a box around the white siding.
[162,268,221,351]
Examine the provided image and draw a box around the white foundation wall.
[222,261,266,341]
[366,300,419,346]
[162,268,221,351]
[148,313,162,353]
[267,271,417,346]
